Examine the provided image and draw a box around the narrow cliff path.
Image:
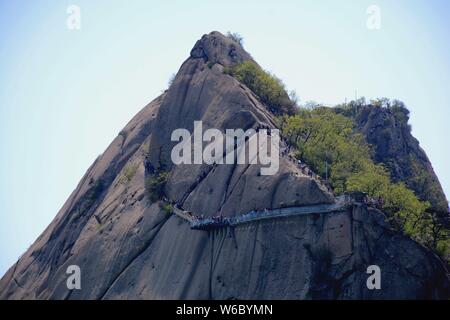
[173,196,354,230]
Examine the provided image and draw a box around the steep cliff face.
[0,31,448,300]
[354,104,448,214]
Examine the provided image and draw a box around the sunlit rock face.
[0,31,448,300]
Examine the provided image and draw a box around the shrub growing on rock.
[224,61,296,115]
[226,32,244,46]
[145,171,169,202]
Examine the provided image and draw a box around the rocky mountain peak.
[190,31,253,67]
[0,32,448,300]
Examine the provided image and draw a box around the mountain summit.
[1,31,448,299]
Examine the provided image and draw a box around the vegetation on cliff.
[279,107,449,258]
[145,171,169,202]
[334,98,448,213]
[226,31,244,47]
[224,61,297,115]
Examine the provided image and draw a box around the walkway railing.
[173,195,354,231]
[173,207,195,223]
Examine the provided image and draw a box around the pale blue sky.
[1,0,449,276]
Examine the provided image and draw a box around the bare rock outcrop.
[354,104,448,213]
